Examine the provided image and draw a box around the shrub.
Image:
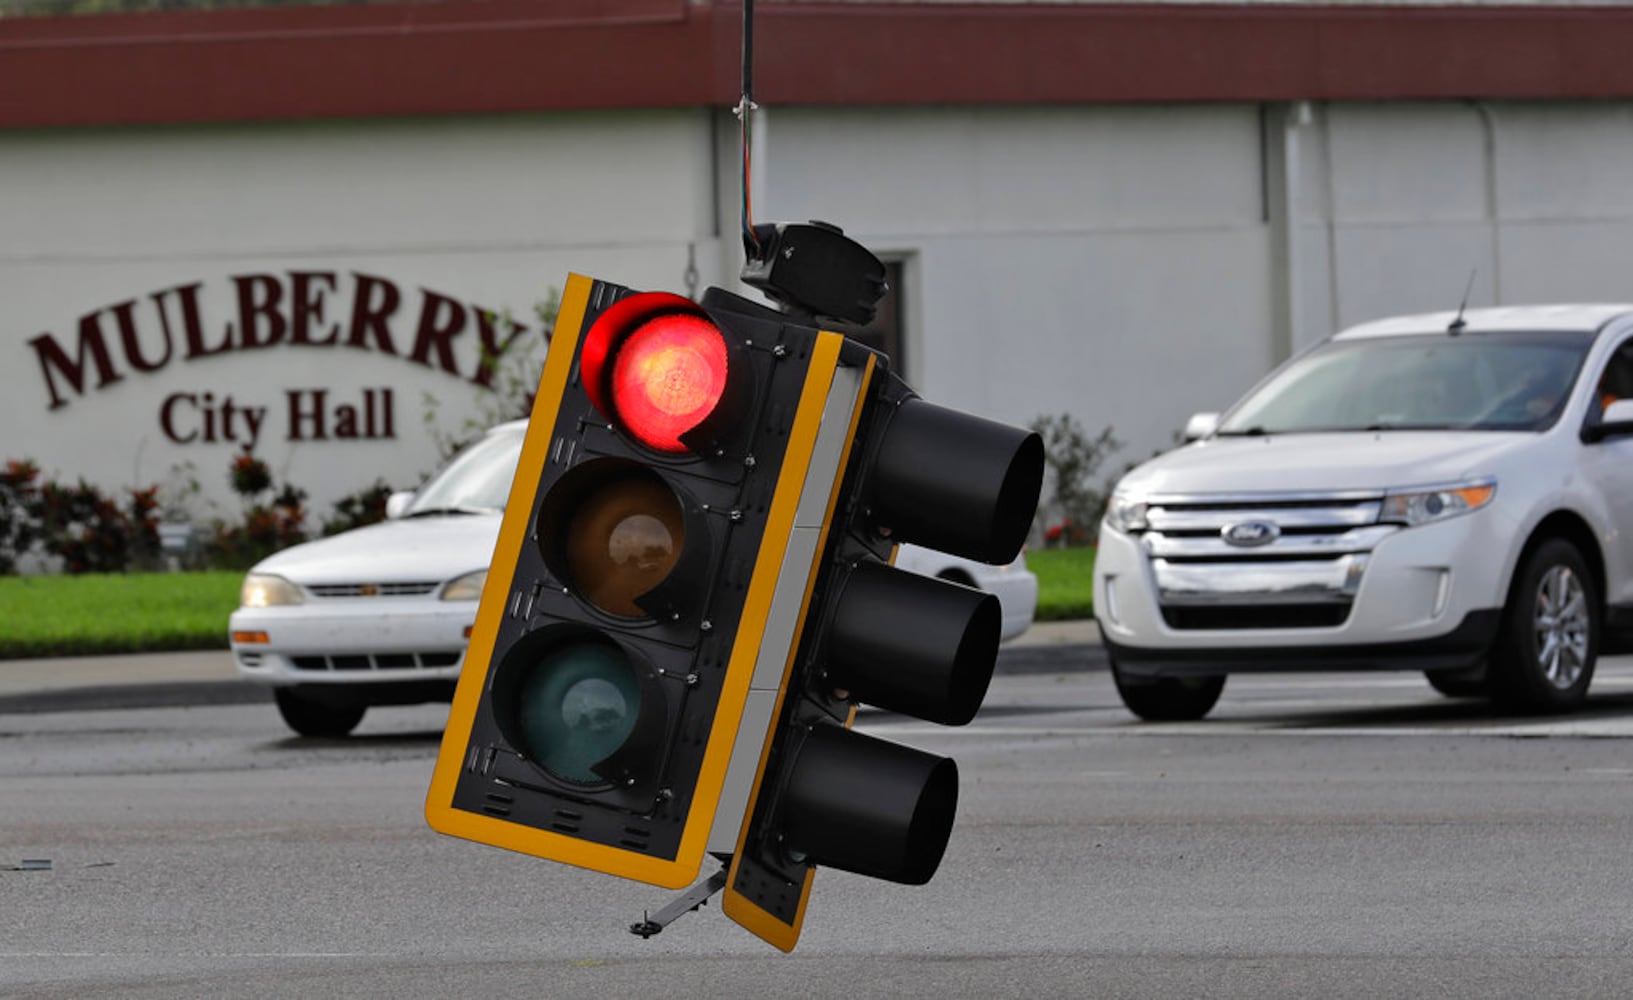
[1,448,405,574]
[1028,413,1123,547]
[0,460,44,574]
[422,293,558,459]
[129,486,161,563]
[205,450,307,569]
[0,459,162,575]
[229,450,272,496]
[323,479,394,536]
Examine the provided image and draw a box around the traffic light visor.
[827,561,1000,726]
[867,396,1044,565]
[580,292,733,453]
[780,724,958,886]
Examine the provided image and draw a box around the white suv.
[1094,304,1633,720]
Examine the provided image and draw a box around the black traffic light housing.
[427,245,1043,951]
[427,274,876,889]
[721,360,1044,948]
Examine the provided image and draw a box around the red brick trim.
[5,2,1633,127]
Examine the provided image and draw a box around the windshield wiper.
[404,505,492,518]
[1361,423,1452,432]
[1215,425,1269,437]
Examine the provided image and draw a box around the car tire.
[1424,667,1487,699]
[1488,537,1599,714]
[1110,657,1225,721]
[275,688,367,738]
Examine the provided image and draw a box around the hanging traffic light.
[718,365,1045,950]
[425,273,876,890]
[425,250,1041,951]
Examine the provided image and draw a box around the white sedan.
[892,544,1038,644]
[230,420,1038,737]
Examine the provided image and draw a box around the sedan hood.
[1119,432,1529,496]
[252,513,501,586]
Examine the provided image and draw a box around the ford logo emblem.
[1221,520,1280,547]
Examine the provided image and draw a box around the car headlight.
[1379,479,1496,527]
[442,569,487,601]
[1104,491,1149,533]
[241,573,303,608]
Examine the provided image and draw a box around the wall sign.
[25,270,533,449]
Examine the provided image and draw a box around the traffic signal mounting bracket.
[741,221,887,328]
[628,862,730,939]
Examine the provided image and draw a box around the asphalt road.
[5,655,1633,998]
[0,631,1104,715]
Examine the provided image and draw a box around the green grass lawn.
[1025,545,1095,621]
[0,570,243,659]
[0,547,1096,659]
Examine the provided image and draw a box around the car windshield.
[406,425,526,515]
[1217,332,1594,435]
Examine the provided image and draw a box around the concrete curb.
[996,642,1105,676]
[0,620,1103,715]
[0,681,270,715]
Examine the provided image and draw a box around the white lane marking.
[1,952,374,959]
[1226,674,1633,692]
[863,721,1633,739]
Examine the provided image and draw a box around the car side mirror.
[385,491,416,519]
[1584,399,1633,443]
[1182,412,1220,442]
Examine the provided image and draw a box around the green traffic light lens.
[511,637,641,786]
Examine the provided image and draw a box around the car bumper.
[1093,509,1511,674]
[1103,609,1501,678]
[229,601,474,687]
[990,570,1041,643]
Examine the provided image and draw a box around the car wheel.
[1424,666,1487,699]
[1109,657,1225,721]
[274,688,367,738]
[1488,538,1599,714]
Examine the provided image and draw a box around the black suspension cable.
[739,0,761,259]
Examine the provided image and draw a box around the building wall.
[6,98,1633,535]
[1294,101,1633,341]
[762,103,1274,463]
[2,110,728,525]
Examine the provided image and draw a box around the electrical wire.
[738,0,761,259]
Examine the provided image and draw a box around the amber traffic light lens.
[564,469,685,618]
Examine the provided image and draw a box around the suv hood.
[1119,432,1528,496]
[251,513,501,586]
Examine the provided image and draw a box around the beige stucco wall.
[6,98,1633,541]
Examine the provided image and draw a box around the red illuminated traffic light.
[578,291,750,456]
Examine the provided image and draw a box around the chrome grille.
[306,582,440,598]
[1139,491,1397,630]
[291,651,461,671]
